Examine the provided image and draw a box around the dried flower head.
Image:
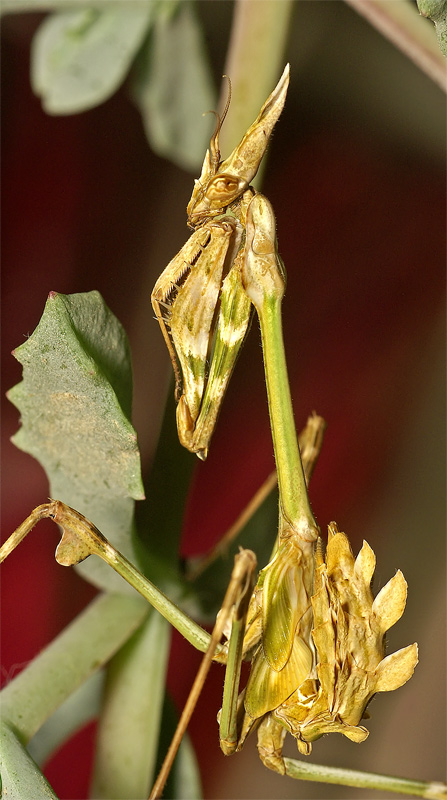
[272,522,418,755]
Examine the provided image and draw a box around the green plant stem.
[284,757,447,799]
[344,0,446,92]
[218,0,294,175]
[0,592,148,742]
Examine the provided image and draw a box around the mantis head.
[187,64,290,227]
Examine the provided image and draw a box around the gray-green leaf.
[8,291,145,592]
[0,724,58,800]
[132,0,216,172]
[31,5,155,114]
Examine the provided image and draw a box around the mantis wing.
[188,253,252,458]
[262,539,310,670]
[244,540,313,719]
[244,631,312,720]
[152,221,234,419]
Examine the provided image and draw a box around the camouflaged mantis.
[151,66,289,460]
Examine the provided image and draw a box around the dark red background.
[2,7,445,799]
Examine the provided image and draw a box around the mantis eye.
[206,174,244,202]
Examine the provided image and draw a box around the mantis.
[2,65,440,800]
[151,65,289,460]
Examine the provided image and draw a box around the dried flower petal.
[372,570,408,632]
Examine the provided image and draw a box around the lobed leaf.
[8,290,145,592]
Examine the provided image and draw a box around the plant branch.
[218,0,294,181]
[284,757,447,799]
[344,0,446,92]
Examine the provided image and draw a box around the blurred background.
[1,2,445,798]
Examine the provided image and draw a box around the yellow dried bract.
[269,522,418,757]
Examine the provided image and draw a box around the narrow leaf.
[8,291,145,592]
[31,5,155,114]
[170,731,203,800]
[0,593,148,743]
[91,609,171,799]
[155,695,203,800]
[27,671,104,765]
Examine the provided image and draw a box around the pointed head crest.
[187,64,290,227]
[209,75,232,173]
